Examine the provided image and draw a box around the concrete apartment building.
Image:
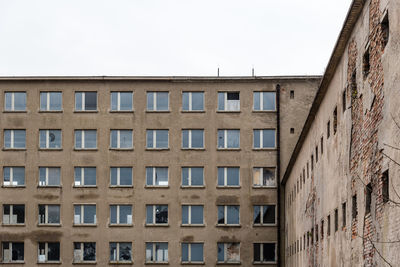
[283,0,400,266]
[0,76,320,266]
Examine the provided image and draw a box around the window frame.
[109,242,132,263]
[146,129,169,149]
[74,130,97,150]
[253,205,277,226]
[38,204,60,225]
[252,167,277,188]
[181,242,204,264]
[4,129,26,149]
[217,129,240,149]
[181,167,204,188]
[253,91,276,111]
[182,91,205,112]
[217,205,240,226]
[146,205,169,226]
[217,167,240,188]
[217,91,240,112]
[110,91,133,112]
[109,204,133,226]
[39,167,61,187]
[146,167,169,187]
[146,91,170,112]
[253,129,276,149]
[110,129,133,150]
[110,167,133,187]
[39,129,62,149]
[2,204,25,225]
[2,242,24,263]
[38,242,60,263]
[182,129,204,149]
[39,91,62,112]
[253,242,277,264]
[145,242,168,263]
[73,204,97,225]
[74,167,97,187]
[4,92,26,112]
[181,205,204,226]
[3,166,25,187]
[73,242,96,263]
[74,91,98,112]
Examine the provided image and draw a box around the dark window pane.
[191,206,203,224]
[191,167,203,186]
[253,243,260,261]
[191,243,203,262]
[47,242,60,261]
[253,206,261,224]
[263,205,275,224]
[191,92,204,111]
[83,243,96,261]
[263,243,276,262]
[84,92,97,110]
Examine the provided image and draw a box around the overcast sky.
[0,0,352,76]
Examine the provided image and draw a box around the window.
[321,220,324,240]
[40,92,62,111]
[381,12,389,48]
[39,205,60,225]
[146,130,169,149]
[110,130,133,149]
[182,129,204,149]
[352,194,358,220]
[290,90,294,99]
[182,92,204,111]
[2,204,24,224]
[327,215,331,236]
[3,167,25,186]
[110,242,132,263]
[110,205,132,225]
[147,92,169,111]
[181,167,204,187]
[73,242,96,263]
[4,130,25,149]
[253,129,276,148]
[74,130,97,149]
[2,242,24,263]
[111,92,133,111]
[307,162,309,178]
[366,183,372,214]
[182,243,203,263]
[75,92,97,111]
[321,137,324,154]
[146,242,168,263]
[218,92,240,111]
[382,170,389,204]
[311,155,314,171]
[290,128,294,134]
[253,205,276,225]
[254,243,276,263]
[315,146,318,162]
[253,92,276,111]
[253,167,276,187]
[4,92,26,111]
[110,167,132,187]
[74,205,96,225]
[342,90,347,113]
[38,242,60,263]
[39,130,62,149]
[39,167,61,186]
[182,205,204,225]
[217,243,240,263]
[74,167,96,186]
[146,167,168,186]
[217,205,239,225]
[315,224,319,242]
[342,202,346,228]
[217,129,240,149]
[363,46,370,78]
[217,167,239,187]
[146,205,168,225]
[327,121,330,138]
[333,107,337,134]
[334,209,338,232]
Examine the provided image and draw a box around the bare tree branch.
[384,143,400,151]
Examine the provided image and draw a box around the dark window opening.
[327,121,331,138]
[307,162,309,178]
[315,225,319,242]
[321,220,324,240]
[321,137,324,154]
[352,194,358,220]
[366,183,372,214]
[310,228,314,245]
[363,46,370,78]
[342,90,347,112]
[381,12,389,48]
[334,209,338,232]
[327,215,331,236]
[342,202,346,228]
[311,155,314,171]
[315,146,318,163]
[303,168,305,182]
[290,128,294,134]
[382,170,389,204]
[227,92,239,100]
[290,90,294,99]
[351,70,357,99]
[307,231,310,247]
[333,107,338,134]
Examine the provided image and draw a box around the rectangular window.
[315,146,318,162]
[218,167,240,187]
[2,242,24,263]
[217,242,240,263]
[146,205,168,225]
[382,170,389,204]
[74,205,96,225]
[342,202,346,228]
[4,92,26,111]
[253,243,276,263]
[315,224,319,242]
[145,242,168,263]
[253,205,276,225]
[253,92,276,111]
[110,167,132,187]
[218,129,240,149]
[146,167,168,186]
[147,92,169,111]
[182,243,204,263]
[146,130,169,149]
[181,167,204,187]
[4,130,26,149]
[75,92,97,111]
[110,205,132,225]
[334,209,338,232]
[182,205,204,225]
[333,107,338,134]
[40,92,62,111]
[2,204,24,224]
[321,220,324,240]
[73,242,96,263]
[110,130,133,149]
[352,194,358,220]
[74,130,97,149]
[38,242,60,263]
[327,215,331,236]
[217,205,239,225]
[253,129,276,148]
[182,129,204,149]
[39,167,61,186]
[111,92,133,111]
[366,183,372,214]
[381,12,389,48]
[253,167,276,187]
[182,92,204,111]
[311,155,314,171]
[321,137,324,154]
[218,92,240,111]
[74,167,96,186]
[39,130,62,149]
[110,242,132,263]
[327,121,330,138]
[38,205,60,225]
[3,167,25,187]
[342,90,347,113]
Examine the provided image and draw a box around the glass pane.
[218,92,225,110]
[120,92,133,111]
[50,92,62,110]
[145,243,153,261]
[75,92,82,110]
[181,168,189,186]
[48,130,61,148]
[12,242,24,261]
[191,130,203,148]
[40,93,47,110]
[156,130,168,148]
[156,243,168,262]
[263,243,276,262]
[83,205,96,224]
[84,92,97,110]
[218,168,224,186]
[84,130,96,148]
[39,168,46,185]
[217,206,225,224]
[119,242,132,261]
[254,130,260,148]
[227,168,239,186]
[217,243,224,262]
[109,242,117,261]
[75,131,82,148]
[120,168,132,186]
[120,130,132,148]
[83,243,96,261]
[263,130,275,148]
[147,92,154,110]
[146,206,153,224]
[253,92,260,110]
[217,130,224,148]
[119,205,131,224]
[84,168,96,186]
[110,168,117,185]
[146,167,153,186]
[182,92,189,111]
[253,243,260,262]
[146,130,153,148]
[156,92,168,111]
[191,206,203,224]
[13,167,25,186]
[48,205,60,224]
[181,243,188,262]
[263,205,275,224]
[253,168,262,186]
[111,92,118,111]
[155,168,168,186]
[191,243,203,262]
[191,167,203,186]
[227,130,239,148]
[227,206,239,224]
[191,92,204,111]
[14,130,26,148]
[253,206,261,224]
[155,205,168,224]
[182,206,188,224]
[74,206,81,223]
[48,168,60,186]
[5,93,12,110]
[110,206,117,224]
[4,130,11,148]
[226,243,240,262]
[74,168,81,185]
[14,92,26,111]
[14,205,25,223]
[39,130,46,148]
[263,168,276,187]
[263,92,276,110]
[3,167,10,182]
[182,130,189,148]
[111,130,118,148]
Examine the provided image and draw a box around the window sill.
[2,148,26,151]
[73,110,99,113]
[252,186,277,189]
[38,110,63,113]
[109,110,134,113]
[38,224,62,227]
[216,111,241,113]
[180,186,205,189]
[146,110,170,113]
[1,224,25,227]
[145,185,170,189]
[3,110,27,113]
[73,224,98,227]
[73,261,97,265]
[216,224,241,228]
[1,185,26,188]
[252,148,277,151]
[181,110,205,113]
[181,148,205,151]
[37,261,62,264]
[145,224,169,227]
[38,148,63,151]
[110,186,134,188]
[37,185,62,188]
[73,149,98,151]
[145,148,170,151]
[181,224,205,227]
[109,148,134,151]
[144,262,169,265]
[109,224,133,227]
[216,148,241,151]
[253,224,277,227]
[216,261,241,265]
[181,262,205,265]
[0,261,25,264]
[109,261,133,265]
[73,186,98,188]
[216,186,241,189]
[252,110,277,113]
[253,261,277,265]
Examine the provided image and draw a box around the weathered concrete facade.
[0,77,319,265]
[283,0,400,266]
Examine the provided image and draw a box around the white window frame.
[181,205,204,226]
[146,130,169,149]
[253,205,277,226]
[253,242,277,264]
[4,130,25,149]
[4,92,26,111]
[110,167,133,187]
[217,205,240,226]
[38,242,60,263]
[218,129,240,149]
[218,167,240,187]
[181,242,204,263]
[111,91,133,111]
[218,92,240,111]
[2,204,24,225]
[40,92,62,111]
[3,167,24,187]
[110,130,133,149]
[217,242,240,263]
[39,167,61,187]
[74,130,97,149]
[253,129,276,149]
[146,167,169,187]
[145,242,168,263]
[73,204,96,225]
[110,205,132,225]
[146,205,168,225]
[182,129,204,149]
[75,92,97,111]
[252,167,277,188]
[181,167,204,187]
[109,242,132,263]
[253,91,276,111]
[2,242,24,263]
[182,91,204,111]
[38,204,60,225]
[39,130,62,149]
[74,167,96,187]
[147,92,169,111]
[73,242,96,263]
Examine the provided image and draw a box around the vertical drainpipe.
[276,84,282,267]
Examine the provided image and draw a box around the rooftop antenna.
[217,67,220,77]
[252,66,255,77]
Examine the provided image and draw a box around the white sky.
[0,0,352,76]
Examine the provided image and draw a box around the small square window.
[253,205,276,225]
[217,167,240,187]
[217,242,240,263]
[74,130,97,149]
[110,130,133,149]
[146,130,169,149]
[182,92,204,111]
[253,129,276,149]
[253,92,276,111]
[254,243,276,263]
[3,167,25,187]
[146,205,168,225]
[38,242,60,263]
[110,242,132,263]
[110,167,132,187]
[39,130,62,149]
[110,205,132,225]
[2,204,25,224]
[40,92,62,111]
[73,242,96,263]
[4,92,26,111]
[39,167,61,187]
[75,92,97,111]
[182,205,204,225]
[4,130,26,149]
[111,92,133,111]
[182,129,204,149]
[147,92,169,111]
[218,92,240,111]
[253,167,276,187]
[146,167,168,187]
[145,242,168,263]
[217,205,239,225]
[181,167,204,187]
[2,242,24,263]
[218,129,240,149]
[74,167,96,187]
[38,205,60,225]
[73,205,96,225]
[182,243,204,263]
